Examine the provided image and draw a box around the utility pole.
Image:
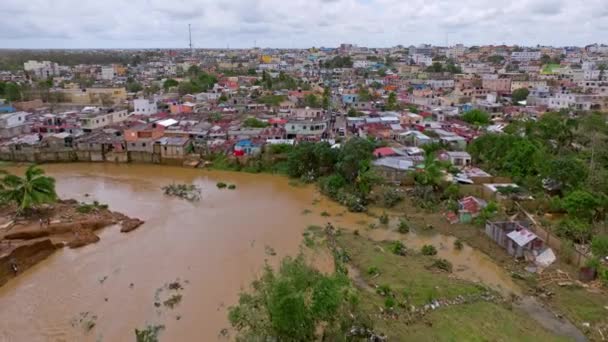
[188,24,193,57]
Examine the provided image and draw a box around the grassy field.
[335,231,572,341]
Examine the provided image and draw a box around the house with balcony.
[285,120,328,140]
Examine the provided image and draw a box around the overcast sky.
[2,0,607,49]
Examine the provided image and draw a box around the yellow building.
[261,55,273,64]
[56,87,127,106]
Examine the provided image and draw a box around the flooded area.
[0,163,523,341]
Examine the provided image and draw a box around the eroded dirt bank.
[0,199,143,287]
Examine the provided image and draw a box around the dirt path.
[515,296,587,342]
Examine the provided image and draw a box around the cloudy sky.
[2,0,607,49]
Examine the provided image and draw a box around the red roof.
[373,147,397,157]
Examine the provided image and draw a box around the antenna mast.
[188,24,193,56]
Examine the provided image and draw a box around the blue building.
[234,139,262,156]
[0,100,15,113]
[342,94,359,104]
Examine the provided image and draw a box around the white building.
[411,54,433,67]
[0,111,29,138]
[446,44,465,59]
[511,51,541,62]
[101,66,115,80]
[23,60,59,80]
[133,98,157,115]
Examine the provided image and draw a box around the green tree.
[1,165,57,212]
[426,62,444,73]
[414,153,444,191]
[303,94,321,108]
[228,255,353,340]
[337,137,375,184]
[461,109,491,126]
[541,156,588,192]
[386,92,398,110]
[242,117,269,128]
[163,79,179,91]
[591,235,608,258]
[512,88,530,103]
[562,190,601,222]
[322,87,330,110]
[357,86,372,101]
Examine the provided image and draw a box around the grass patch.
[336,232,569,341]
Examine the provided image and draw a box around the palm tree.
[1,165,57,212]
[414,153,444,191]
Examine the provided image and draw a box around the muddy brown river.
[0,163,526,341]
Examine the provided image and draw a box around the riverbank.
[0,199,143,287]
[365,197,607,340]
[325,230,576,341]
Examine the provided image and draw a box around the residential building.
[133,98,157,115]
[0,111,29,138]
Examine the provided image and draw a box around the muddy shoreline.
[0,199,143,287]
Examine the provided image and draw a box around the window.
[131,143,135,147]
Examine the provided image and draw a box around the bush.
[599,268,608,287]
[421,245,438,256]
[367,266,380,276]
[216,182,227,189]
[384,297,396,309]
[379,212,389,225]
[397,219,409,234]
[556,218,592,244]
[591,235,608,258]
[319,174,346,198]
[431,259,453,272]
[228,184,236,190]
[376,284,392,296]
[390,241,406,256]
[454,239,464,250]
[379,186,403,208]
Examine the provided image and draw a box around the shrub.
[556,218,592,244]
[599,268,608,287]
[384,297,396,309]
[216,182,227,189]
[376,284,392,296]
[390,241,406,256]
[431,258,453,272]
[591,235,608,258]
[379,186,403,208]
[454,239,464,250]
[421,245,438,256]
[586,257,601,271]
[379,212,389,225]
[228,184,236,190]
[320,211,331,217]
[397,219,409,234]
[367,266,380,276]
[319,174,346,198]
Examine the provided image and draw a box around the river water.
[0,163,522,341]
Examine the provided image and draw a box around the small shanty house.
[457,196,487,223]
[485,220,544,258]
[485,220,529,250]
[506,229,543,258]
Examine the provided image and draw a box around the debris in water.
[135,324,165,342]
[265,245,277,256]
[162,184,201,201]
[168,281,183,291]
[163,294,183,309]
[71,312,97,333]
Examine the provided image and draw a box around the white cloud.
[1,0,606,48]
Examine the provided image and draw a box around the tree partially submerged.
[1,165,57,213]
